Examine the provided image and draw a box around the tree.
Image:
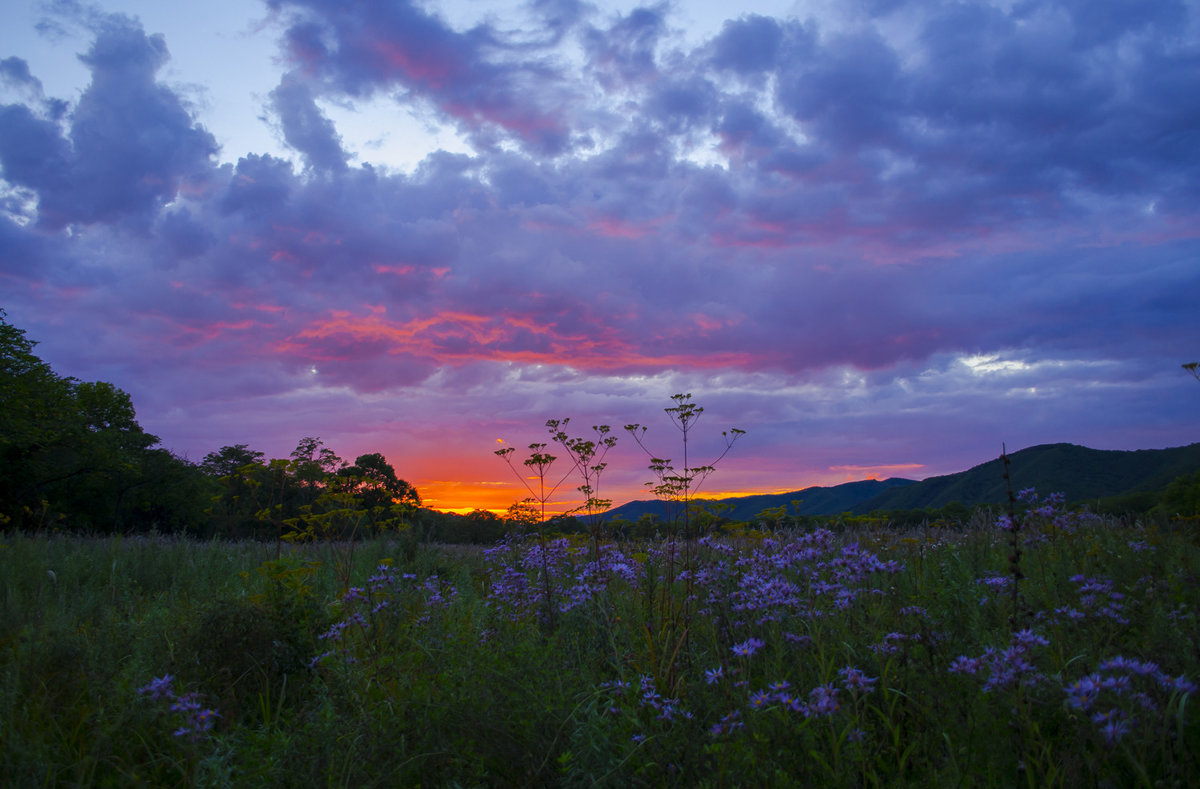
[201,444,265,478]
[0,310,202,532]
[201,444,272,538]
[1157,470,1200,518]
[335,452,420,520]
[1,312,75,528]
[289,437,344,499]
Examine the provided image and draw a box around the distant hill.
[600,478,916,522]
[596,442,1200,522]
[850,442,1200,514]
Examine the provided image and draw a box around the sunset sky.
[2,0,1198,514]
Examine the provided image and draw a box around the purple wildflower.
[1091,709,1131,745]
[1160,674,1198,695]
[784,632,813,648]
[732,637,765,658]
[1099,656,1159,677]
[807,683,840,717]
[1011,629,1049,650]
[141,681,220,742]
[138,674,175,701]
[839,666,878,695]
[1065,674,1102,711]
[709,710,744,738]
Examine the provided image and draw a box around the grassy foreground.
[2,503,1197,786]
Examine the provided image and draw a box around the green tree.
[335,452,420,527]
[1157,470,1200,517]
[289,437,344,504]
[201,444,271,538]
[0,313,77,528]
[0,311,199,532]
[201,444,266,477]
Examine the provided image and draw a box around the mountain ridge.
[596,442,1200,521]
[599,477,914,523]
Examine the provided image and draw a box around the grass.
[1,504,1197,786]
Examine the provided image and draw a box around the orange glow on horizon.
[414,479,854,516]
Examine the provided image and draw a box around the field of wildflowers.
[1,494,1197,786]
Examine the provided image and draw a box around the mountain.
[600,478,916,522]
[850,442,1200,514]
[596,442,1200,522]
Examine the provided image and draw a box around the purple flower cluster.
[870,631,913,656]
[839,665,878,695]
[638,674,692,722]
[732,665,877,726]
[975,573,1013,605]
[1010,489,1098,542]
[1064,656,1196,746]
[484,535,640,619]
[138,675,220,741]
[312,563,457,667]
[732,637,765,658]
[1053,575,1128,625]
[948,629,1049,692]
[708,709,744,738]
[691,529,904,632]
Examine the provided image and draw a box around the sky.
[1,0,1199,515]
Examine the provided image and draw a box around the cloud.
[0,56,44,94]
[0,14,218,231]
[583,4,668,89]
[267,0,574,154]
[269,72,349,172]
[1,2,1199,508]
[709,14,786,76]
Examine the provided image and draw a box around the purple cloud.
[709,15,786,75]
[0,15,217,231]
[267,0,573,154]
[269,73,348,172]
[1,1,1198,510]
[583,5,667,90]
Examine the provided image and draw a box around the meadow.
[1,495,1197,787]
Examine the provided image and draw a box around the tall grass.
[1,506,1196,786]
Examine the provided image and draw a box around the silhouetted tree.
[0,310,204,532]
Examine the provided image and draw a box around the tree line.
[0,310,426,539]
